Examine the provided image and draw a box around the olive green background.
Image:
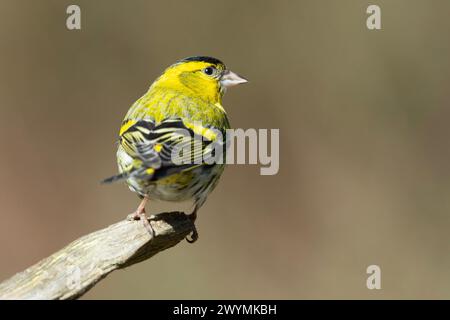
[0,0,449,299]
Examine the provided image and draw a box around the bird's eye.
[203,67,215,76]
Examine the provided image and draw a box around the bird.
[102,56,247,243]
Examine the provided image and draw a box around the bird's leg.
[186,206,199,243]
[127,196,154,238]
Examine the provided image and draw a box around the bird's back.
[115,85,229,206]
[125,86,230,129]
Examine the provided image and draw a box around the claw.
[185,207,199,243]
[186,227,198,243]
[139,212,155,239]
[127,196,154,240]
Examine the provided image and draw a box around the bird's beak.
[220,70,248,88]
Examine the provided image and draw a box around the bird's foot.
[186,226,198,243]
[127,210,155,239]
[185,209,198,243]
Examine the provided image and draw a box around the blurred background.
[0,0,449,299]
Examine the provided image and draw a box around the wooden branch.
[0,212,194,300]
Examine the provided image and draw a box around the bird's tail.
[101,172,129,184]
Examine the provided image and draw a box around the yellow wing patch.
[119,119,137,136]
[154,144,163,152]
[184,121,218,141]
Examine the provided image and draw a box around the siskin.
[103,56,247,242]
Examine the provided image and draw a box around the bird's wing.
[102,117,225,184]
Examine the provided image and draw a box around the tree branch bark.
[0,212,194,300]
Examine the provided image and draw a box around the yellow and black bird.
[103,56,247,242]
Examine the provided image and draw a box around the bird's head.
[152,56,248,103]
